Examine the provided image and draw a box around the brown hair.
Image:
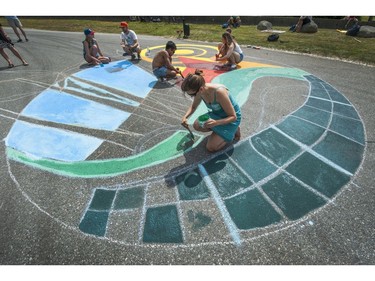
[181,69,205,95]
[222,32,234,46]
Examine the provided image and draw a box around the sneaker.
[122,53,129,56]
[17,39,22,42]
[131,54,136,60]
[230,64,237,70]
[158,77,166,83]
[137,54,141,60]
[26,38,29,42]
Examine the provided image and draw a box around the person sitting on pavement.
[0,23,28,68]
[215,32,243,70]
[152,41,181,82]
[119,21,141,60]
[82,28,111,65]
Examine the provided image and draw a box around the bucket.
[198,113,210,128]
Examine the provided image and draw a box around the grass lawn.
[1,17,374,65]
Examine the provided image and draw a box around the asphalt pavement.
[0,27,374,265]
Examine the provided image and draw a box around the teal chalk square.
[251,128,301,167]
[329,114,365,145]
[203,153,252,198]
[79,210,109,237]
[310,82,330,99]
[175,169,210,201]
[286,152,351,198]
[312,131,364,174]
[143,205,183,243]
[262,173,326,220]
[227,141,277,182]
[113,187,145,210]
[225,189,282,229]
[276,116,325,146]
[89,189,116,211]
[292,106,330,127]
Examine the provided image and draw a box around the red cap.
[119,21,128,28]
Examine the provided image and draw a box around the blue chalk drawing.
[73,60,157,98]
[60,77,140,107]
[21,89,130,131]
[5,120,102,161]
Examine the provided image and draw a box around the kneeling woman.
[216,32,243,70]
[181,69,241,152]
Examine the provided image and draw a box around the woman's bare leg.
[0,48,14,66]
[234,126,241,141]
[206,132,227,152]
[9,46,28,65]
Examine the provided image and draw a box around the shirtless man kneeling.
[152,41,181,82]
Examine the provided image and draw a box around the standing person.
[152,41,181,82]
[82,28,111,65]
[215,32,243,70]
[181,69,241,152]
[119,21,141,60]
[5,16,29,42]
[0,23,28,67]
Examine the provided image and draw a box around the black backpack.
[267,33,279,42]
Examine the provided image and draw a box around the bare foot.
[234,126,241,141]
[22,61,29,66]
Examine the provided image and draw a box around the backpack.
[267,33,279,42]
[222,23,229,29]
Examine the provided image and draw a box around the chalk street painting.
[4,44,365,246]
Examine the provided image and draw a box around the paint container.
[198,113,210,128]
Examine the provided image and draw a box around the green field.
[1,17,374,65]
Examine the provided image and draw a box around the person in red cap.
[119,21,141,60]
[82,28,111,65]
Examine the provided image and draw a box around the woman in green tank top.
[181,69,241,152]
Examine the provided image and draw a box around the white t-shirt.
[234,42,243,55]
[120,30,138,46]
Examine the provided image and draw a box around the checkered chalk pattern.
[79,74,364,245]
